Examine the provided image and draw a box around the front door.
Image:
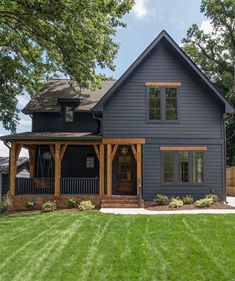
[113,146,136,195]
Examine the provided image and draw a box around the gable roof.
[0,157,29,174]
[94,30,234,114]
[23,79,116,114]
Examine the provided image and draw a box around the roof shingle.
[23,79,116,114]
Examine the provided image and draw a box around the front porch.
[4,133,145,208]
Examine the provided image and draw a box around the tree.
[182,0,235,165]
[0,0,134,132]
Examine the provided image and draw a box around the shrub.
[67,197,79,208]
[182,195,194,204]
[154,194,169,205]
[169,197,183,208]
[195,198,214,208]
[42,201,56,212]
[25,200,36,209]
[79,200,95,211]
[1,192,13,213]
[205,194,219,203]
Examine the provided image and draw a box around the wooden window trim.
[160,146,208,151]
[145,82,181,87]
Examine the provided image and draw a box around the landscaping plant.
[154,194,169,205]
[25,200,36,209]
[195,197,214,208]
[67,197,79,208]
[79,200,95,211]
[182,195,194,204]
[205,194,219,203]
[0,192,13,213]
[42,201,57,212]
[169,197,184,208]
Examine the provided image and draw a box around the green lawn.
[0,211,235,281]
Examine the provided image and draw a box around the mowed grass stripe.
[0,212,235,281]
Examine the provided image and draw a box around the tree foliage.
[182,0,235,165]
[0,0,134,131]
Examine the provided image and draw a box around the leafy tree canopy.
[0,0,134,132]
[182,0,235,165]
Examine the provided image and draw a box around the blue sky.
[0,0,210,156]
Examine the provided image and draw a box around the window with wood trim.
[162,151,204,184]
[147,86,178,121]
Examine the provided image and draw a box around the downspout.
[92,111,103,136]
[223,113,228,203]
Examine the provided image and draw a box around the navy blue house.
[1,31,234,208]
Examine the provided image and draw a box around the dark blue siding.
[103,40,225,200]
[32,112,99,133]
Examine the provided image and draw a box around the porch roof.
[0,132,102,142]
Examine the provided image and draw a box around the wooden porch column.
[28,148,36,178]
[54,143,61,196]
[136,144,142,196]
[99,144,104,197]
[107,144,112,196]
[9,142,17,196]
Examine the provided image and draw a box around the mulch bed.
[145,201,235,211]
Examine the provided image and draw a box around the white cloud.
[132,0,149,19]
[200,20,213,34]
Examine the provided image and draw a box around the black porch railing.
[61,177,99,195]
[15,178,54,195]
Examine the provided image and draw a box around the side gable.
[94,30,234,114]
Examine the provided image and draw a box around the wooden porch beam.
[111,144,118,162]
[9,142,17,196]
[28,148,36,178]
[16,141,102,145]
[107,144,112,196]
[49,145,55,159]
[54,143,61,196]
[99,144,104,197]
[103,138,145,144]
[60,144,67,161]
[130,144,137,161]
[93,144,100,160]
[15,144,22,162]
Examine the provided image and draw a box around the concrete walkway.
[100,208,235,215]
[227,196,235,207]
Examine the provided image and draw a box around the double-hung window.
[162,149,205,184]
[147,83,179,121]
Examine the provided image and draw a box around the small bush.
[205,194,219,203]
[1,192,13,213]
[182,195,194,204]
[79,200,95,211]
[154,194,169,205]
[67,197,79,208]
[42,201,56,212]
[25,200,36,209]
[195,198,214,208]
[169,197,183,208]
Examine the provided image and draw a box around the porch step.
[101,195,143,208]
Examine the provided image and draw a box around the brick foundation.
[12,195,102,212]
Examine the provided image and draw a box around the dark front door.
[113,146,136,195]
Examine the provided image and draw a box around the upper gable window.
[146,82,180,122]
[65,106,74,122]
